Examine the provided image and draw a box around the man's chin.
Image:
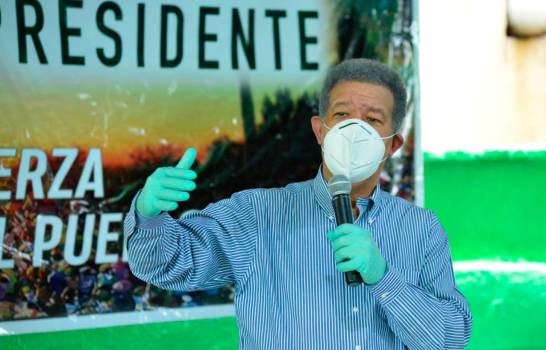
[350,172,381,189]
[321,162,381,188]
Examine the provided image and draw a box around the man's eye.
[334,112,349,118]
[367,117,380,123]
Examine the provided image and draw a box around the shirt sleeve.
[123,189,259,292]
[367,214,472,349]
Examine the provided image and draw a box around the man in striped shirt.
[124,59,472,349]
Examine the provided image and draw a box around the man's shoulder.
[379,189,438,225]
[224,179,313,200]
[240,178,314,199]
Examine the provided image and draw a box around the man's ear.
[390,133,404,156]
[310,116,325,145]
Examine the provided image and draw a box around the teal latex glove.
[327,223,387,285]
[136,148,198,217]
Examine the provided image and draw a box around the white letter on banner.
[0,217,14,268]
[33,215,63,267]
[96,213,122,264]
[48,148,78,199]
[75,148,104,198]
[0,149,16,200]
[64,214,95,266]
[121,214,128,262]
[16,148,47,199]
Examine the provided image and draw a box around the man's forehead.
[328,81,394,114]
[329,81,392,99]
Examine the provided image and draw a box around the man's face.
[311,81,404,179]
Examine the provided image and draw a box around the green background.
[2,151,545,349]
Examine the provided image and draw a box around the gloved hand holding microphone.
[136,148,198,218]
[328,223,387,286]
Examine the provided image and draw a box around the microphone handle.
[332,194,363,287]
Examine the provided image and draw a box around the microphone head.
[327,175,352,197]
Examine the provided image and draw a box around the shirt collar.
[312,166,384,223]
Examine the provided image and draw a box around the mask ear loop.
[322,120,332,131]
[376,132,397,141]
[319,120,331,155]
[378,152,390,164]
[320,120,336,153]
[376,132,398,163]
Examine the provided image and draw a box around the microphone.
[327,175,363,287]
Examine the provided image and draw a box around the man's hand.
[136,148,198,218]
[327,223,387,285]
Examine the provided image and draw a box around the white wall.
[419,0,546,154]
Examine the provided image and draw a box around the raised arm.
[123,148,258,291]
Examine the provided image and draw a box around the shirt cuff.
[367,263,408,305]
[136,210,173,230]
[131,190,175,230]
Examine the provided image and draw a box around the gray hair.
[318,58,407,132]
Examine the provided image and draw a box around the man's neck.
[321,164,378,212]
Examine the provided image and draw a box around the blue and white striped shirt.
[124,168,472,349]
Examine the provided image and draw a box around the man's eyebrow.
[330,101,351,109]
[330,100,388,118]
[366,106,387,118]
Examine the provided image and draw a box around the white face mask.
[322,118,395,183]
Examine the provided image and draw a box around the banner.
[0,0,418,331]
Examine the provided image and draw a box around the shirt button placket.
[351,306,362,350]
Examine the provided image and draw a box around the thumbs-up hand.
[136,148,198,218]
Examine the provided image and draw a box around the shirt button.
[352,306,359,313]
[355,345,362,350]
[381,292,389,299]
